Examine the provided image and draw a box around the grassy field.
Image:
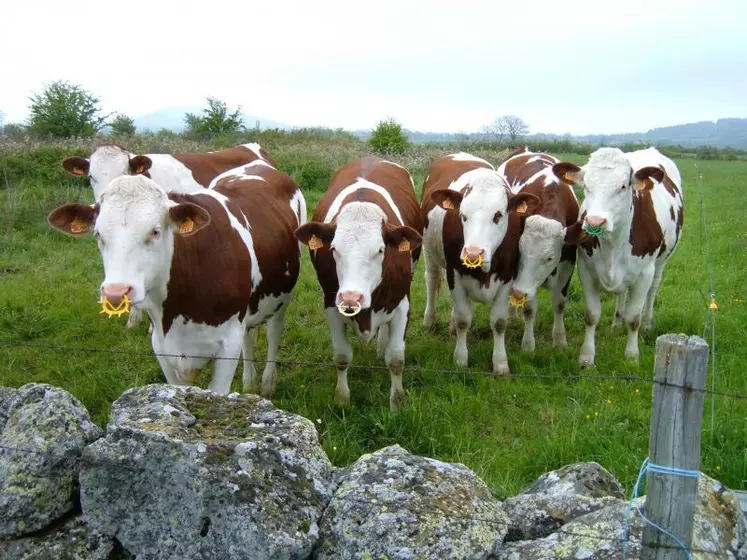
[1,138,745,498]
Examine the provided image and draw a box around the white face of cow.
[431,172,541,273]
[512,215,566,299]
[62,145,153,202]
[47,175,210,309]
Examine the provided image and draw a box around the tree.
[368,117,410,155]
[27,80,108,138]
[483,115,529,142]
[184,97,244,137]
[109,113,136,136]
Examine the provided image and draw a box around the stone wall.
[1,383,744,559]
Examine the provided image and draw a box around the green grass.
[1,143,745,499]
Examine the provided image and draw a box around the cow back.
[172,144,277,187]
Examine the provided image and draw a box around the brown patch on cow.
[161,164,301,334]
[675,205,684,243]
[565,215,599,257]
[494,318,507,334]
[171,145,277,187]
[556,301,565,314]
[630,190,665,257]
[629,317,640,332]
[669,207,676,222]
[585,311,596,326]
[420,155,493,218]
[522,306,533,319]
[305,156,423,326]
[661,172,680,198]
[501,152,557,188]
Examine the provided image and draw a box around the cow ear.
[295,222,336,250]
[129,155,153,176]
[47,203,98,236]
[168,202,211,236]
[430,189,463,211]
[62,157,90,177]
[508,192,541,216]
[563,221,588,246]
[383,224,423,253]
[633,166,664,191]
[552,162,583,184]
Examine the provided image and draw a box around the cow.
[63,142,276,332]
[553,146,684,367]
[47,159,306,397]
[496,147,580,351]
[294,156,423,410]
[420,152,541,375]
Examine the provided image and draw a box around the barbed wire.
[0,442,734,558]
[1,340,745,400]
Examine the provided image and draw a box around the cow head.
[511,215,567,301]
[295,202,422,314]
[63,145,153,202]
[553,148,664,235]
[48,175,210,309]
[430,172,540,273]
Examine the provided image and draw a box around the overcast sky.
[2,0,746,135]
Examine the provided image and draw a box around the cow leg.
[385,299,409,410]
[490,285,512,376]
[642,264,665,331]
[155,354,181,385]
[520,295,538,352]
[260,306,288,399]
[578,258,601,368]
[450,281,472,367]
[423,250,441,329]
[377,322,389,359]
[612,291,627,328]
[325,308,353,407]
[208,330,243,395]
[623,270,654,363]
[126,307,142,329]
[552,261,573,349]
[241,327,258,393]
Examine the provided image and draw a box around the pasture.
[1,136,745,498]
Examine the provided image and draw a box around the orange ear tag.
[179,217,195,234]
[308,235,324,251]
[441,199,455,210]
[136,166,145,174]
[70,217,89,234]
[515,201,528,214]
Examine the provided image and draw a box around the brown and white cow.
[62,142,276,202]
[555,146,684,366]
[47,160,306,396]
[421,152,541,375]
[294,156,423,410]
[496,147,580,351]
[63,142,276,332]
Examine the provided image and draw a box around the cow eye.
[546,256,553,263]
[493,211,503,224]
[378,246,385,254]
[149,228,160,242]
[460,214,467,223]
[621,184,627,190]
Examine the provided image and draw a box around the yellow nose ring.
[509,293,528,309]
[462,254,483,269]
[99,295,131,318]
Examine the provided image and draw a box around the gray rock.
[502,462,626,542]
[0,386,16,429]
[315,444,507,560]
[497,473,747,559]
[0,514,127,560]
[79,384,335,560]
[0,384,102,539]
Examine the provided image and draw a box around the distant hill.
[132,107,292,133]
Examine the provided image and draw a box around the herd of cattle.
[47,141,684,409]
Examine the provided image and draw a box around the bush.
[27,81,108,139]
[109,114,136,137]
[184,97,244,138]
[369,118,410,155]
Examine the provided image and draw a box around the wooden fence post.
[642,334,709,559]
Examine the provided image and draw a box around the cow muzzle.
[583,216,607,237]
[336,290,364,317]
[99,283,134,318]
[509,288,528,309]
[461,246,485,269]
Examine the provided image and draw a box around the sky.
[2,0,746,135]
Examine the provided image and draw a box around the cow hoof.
[521,338,535,352]
[423,315,436,330]
[389,390,407,411]
[553,336,568,349]
[334,388,350,407]
[579,356,595,369]
[624,350,640,363]
[260,384,276,399]
[453,352,468,367]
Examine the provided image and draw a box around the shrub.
[27,81,108,139]
[109,114,136,137]
[369,118,410,155]
[184,97,244,138]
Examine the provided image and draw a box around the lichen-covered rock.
[0,384,102,539]
[315,444,507,559]
[0,514,128,560]
[0,386,16,429]
[502,462,626,542]
[79,384,335,560]
[497,473,747,559]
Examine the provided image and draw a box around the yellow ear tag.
[515,201,528,214]
[564,173,573,183]
[70,217,89,234]
[441,199,455,210]
[398,239,411,252]
[73,167,86,177]
[136,166,145,174]
[179,217,195,234]
[98,295,131,318]
[308,234,324,251]
[709,297,718,311]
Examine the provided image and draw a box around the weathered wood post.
[642,334,709,559]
